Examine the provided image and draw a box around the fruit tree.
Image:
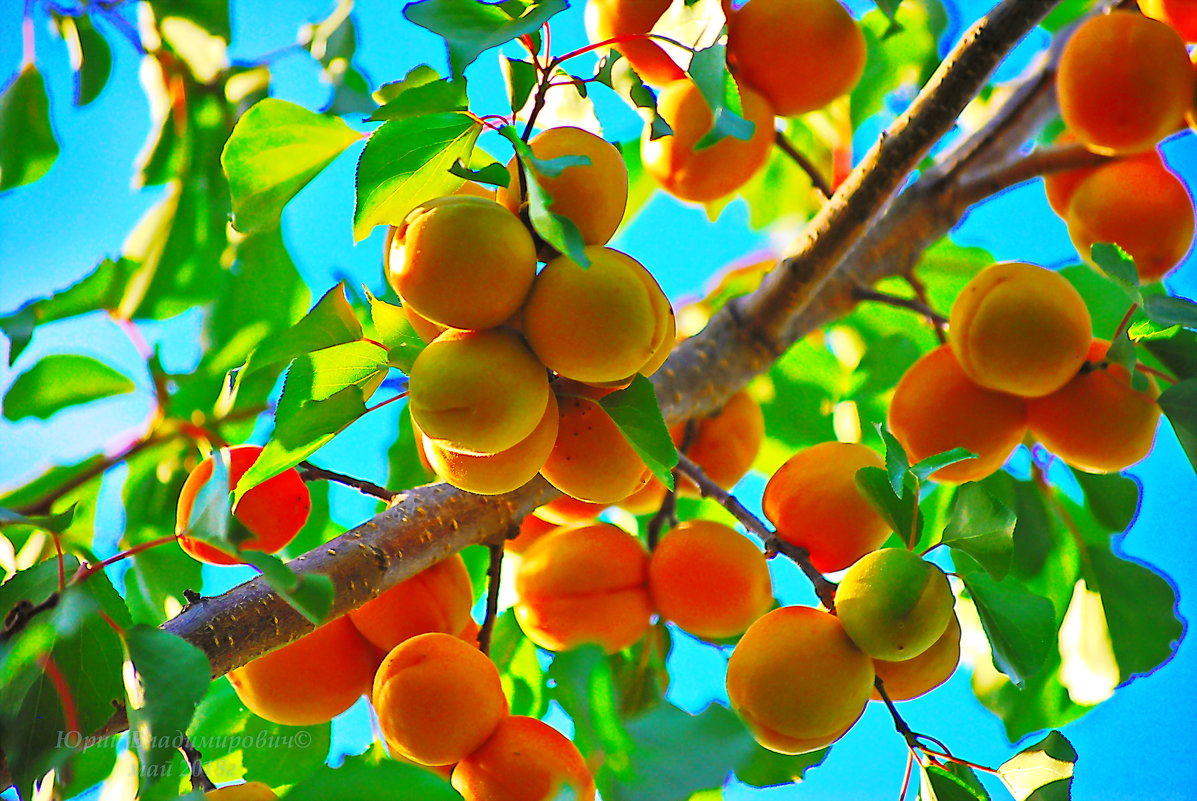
[1,0,1197,799]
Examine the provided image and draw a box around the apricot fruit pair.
[373,632,509,767]
[725,0,867,117]
[949,262,1092,398]
[642,78,776,203]
[176,445,311,566]
[452,715,596,801]
[540,391,652,505]
[407,327,550,455]
[762,441,891,573]
[348,554,474,652]
[1057,10,1194,155]
[497,126,629,247]
[726,605,874,754]
[227,615,379,726]
[385,195,536,331]
[584,0,683,85]
[1027,339,1161,473]
[887,345,1028,483]
[649,520,774,640]
[515,522,653,653]
[835,548,954,662]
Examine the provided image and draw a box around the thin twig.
[477,542,505,656]
[775,131,833,198]
[647,420,697,550]
[900,272,947,344]
[955,142,1114,205]
[852,286,949,328]
[178,734,216,793]
[298,462,397,502]
[874,677,920,750]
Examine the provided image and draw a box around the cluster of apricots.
[887,262,1161,481]
[383,125,677,502]
[1050,9,1195,281]
[587,0,866,201]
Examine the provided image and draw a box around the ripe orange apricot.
[649,520,774,640]
[616,478,669,515]
[872,612,961,701]
[762,442,891,573]
[1065,154,1195,282]
[373,632,509,767]
[227,615,379,726]
[1140,0,1197,41]
[176,445,311,566]
[675,388,765,493]
[408,328,550,455]
[607,248,676,379]
[385,196,536,330]
[515,522,653,653]
[725,0,867,117]
[584,0,684,86]
[535,495,607,525]
[540,393,652,504]
[420,392,559,495]
[507,513,560,555]
[1027,339,1161,473]
[1041,130,1104,217]
[497,127,629,246]
[888,345,1028,483]
[522,247,659,384]
[452,715,596,801]
[348,554,474,653]
[642,78,775,203]
[949,262,1092,398]
[726,605,874,754]
[1057,10,1194,155]
[205,782,278,801]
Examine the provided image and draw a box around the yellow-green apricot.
[871,612,961,701]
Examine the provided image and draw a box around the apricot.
[205,783,278,801]
[726,605,874,754]
[452,715,596,801]
[176,445,311,566]
[949,262,1092,398]
[407,328,550,455]
[762,442,891,574]
[385,195,536,330]
[616,478,668,515]
[522,247,659,384]
[534,495,607,525]
[506,513,559,555]
[1041,130,1101,217]
[649,520,774,640]
[887,345,1028,483]
[835,549,954,662]
[227,615,379,726]
[496,127,629,246]
[1057,10,1193,155]
[1065,154,1195,282]
[401,300,446,344]
[1027,339,1161,473]
[607,248,675,379]
[373,632,509,767]
[1140,0,1197,41]
[584,0,684,86]
[540,393,652,504]
[871,612,961,701]
[515,522,653,652]
[421,392,559,495]
[675,388,765,493]
[642,78,775,203]
[725,0,867,117]
[348,554,474,653]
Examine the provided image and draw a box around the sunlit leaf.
[998,731,1076,801]
[600,375,678,489]
[3,354,135,421]
[404,0,569,78]
[942,483,1016,580]
[0,66,59,192]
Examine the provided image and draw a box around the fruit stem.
[647,420,697,550]
[298,461,397,502]
[851,285,949,329]
[476,541,505,656]
[1110,301,1139,345]
[774,131,832,199]
[70,535,181,585]
[551,33,699,68]
[40,654,80,740]
[179,734,217,793]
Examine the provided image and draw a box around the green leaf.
[998,731,1076,801]
[449,157,511,187]
[489,610,547,718]
[876,424,910,495]
[600,375,679,489]
[0,505,76,535]
[734,746,828,789]
[370,65,468,121]
[1072,471,1140,532]
[1128,318,1179,341]
[123,627,212,787]
[548,646,635,774]
[1158,378,1197,474]
[962,572,1055,687]
[920,763,989,801]
[942,483,1016,581]
[1089,243,1141,302]
[3,354,136,421]
[593,52,672,140]
[1089,545,1182,683]
[152,0,231,39]
[1143,293,1197,329]
[354,112,481,241]
[910,448,977,482]
[0,66,59,192]
[404,0,569,78]
[59,14,112,106]
[499,126,589,264]
[687,44,755,149]
[855,466,919,548]
[243,283,363,378]
[283,748,458,800]
[365,290,425,372]
[1142,328,1197,379]
[502,56,537,113]
[240,552,335,624]
[222,99,361,233]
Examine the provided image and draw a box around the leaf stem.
[1111,302,1139,344]
[71,535,181,584]
[774,132,832,198]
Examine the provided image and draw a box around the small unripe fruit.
[835,549,954,662]
[408,328,550,455]
[872,612,961,701]
[373,632,509,767]
[949,262,1092,398]
[762,442,891,573]
[176,445,311,566]
[348,554,474,653]
[452,715,596,801]
[726,605,874,754]
[515,522,652,653]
